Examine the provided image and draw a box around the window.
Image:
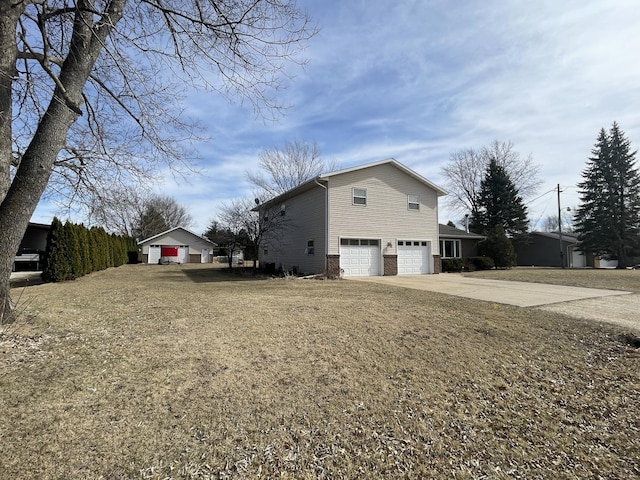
[353,188,367,205]
[264,248,268,255]
[305,239,314,255]
[280,204,286,216]
[340,238,379,246]
[408,194,420,210]
[440,239,461,258]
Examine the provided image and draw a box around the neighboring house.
[13,222,50,271]
[138,227,215,264]
[257,159,447,276]
[438,224,485,261]
[514,231,597,268]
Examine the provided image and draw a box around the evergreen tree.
[42,217,71,282]
[575,123,640,268]
[77,225,92,275]
[470,159,529,238]
[479,225,517,269]
[65,221,83,279]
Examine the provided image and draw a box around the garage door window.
[341,239,379,246]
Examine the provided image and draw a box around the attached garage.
[397,240,431,274]
[339,238,381,276]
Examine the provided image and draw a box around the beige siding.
[327,163,439,255]
[260,185,327,274]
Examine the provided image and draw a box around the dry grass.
[465,267,640,293]
[1,264,639,479]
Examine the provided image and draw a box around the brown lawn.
[1,264,639,479]
[465,267,640,293]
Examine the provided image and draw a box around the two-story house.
[256,159,447,276]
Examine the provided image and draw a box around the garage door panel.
[398,240,431,275]
[340,239,380,276]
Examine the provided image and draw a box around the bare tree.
[441,140,541,216]
[542,210,575,233]
[0,1,316,322]
[133,194,194,240]
[215,196,289,271]
[246,140,338,199]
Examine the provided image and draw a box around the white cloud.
[32,0,640,235]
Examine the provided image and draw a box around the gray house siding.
[515,234,574,267]
[260,185,326,274]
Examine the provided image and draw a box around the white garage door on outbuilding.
[147,245,189,264]
[340,238,381,276]
[397,240,431,274]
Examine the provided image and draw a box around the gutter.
[314,179,328,271]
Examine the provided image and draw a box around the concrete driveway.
[349,273,631,307]
[350,274,639,330]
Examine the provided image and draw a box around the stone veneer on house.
[383,255,398,276]
[432,254,442,274]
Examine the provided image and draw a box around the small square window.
[408,194,420,210]
[398,241,404,246]
[340,238,349,246]
[353,188,367,205]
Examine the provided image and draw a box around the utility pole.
[557,184,564,268]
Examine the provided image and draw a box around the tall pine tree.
[575,123,640,268]
[470,159,529,238]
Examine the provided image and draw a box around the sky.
[31,0,640,234]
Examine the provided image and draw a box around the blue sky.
[32,0,640,234]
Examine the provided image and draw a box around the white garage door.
[148,245,161,264]
[571,248,586,268]
[397,240,431,274]
[340,239,380,276]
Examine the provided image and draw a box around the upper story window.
[353,188,367,205]
[408,194,420,210]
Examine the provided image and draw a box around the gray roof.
[137,226,215,246]
[528,231,579,243]
[438,223,485,239]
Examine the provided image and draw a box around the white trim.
[138,226,215,246]
[408,194,420,210]
[320,159,448,196]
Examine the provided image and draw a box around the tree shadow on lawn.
[165,266,268,284]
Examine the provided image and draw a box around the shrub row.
[442,256,495,272]
[42,217,138,282]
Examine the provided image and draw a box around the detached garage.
[138,227,214,264]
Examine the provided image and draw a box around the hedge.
[42,217,138,282]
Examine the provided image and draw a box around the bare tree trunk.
[0,1,26,321]
[0,1,125,323]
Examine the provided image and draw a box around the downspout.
[315,179,328,273]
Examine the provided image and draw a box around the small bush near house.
[479,225,517,269]
[442,258,465,272]
[465,256,495,271]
